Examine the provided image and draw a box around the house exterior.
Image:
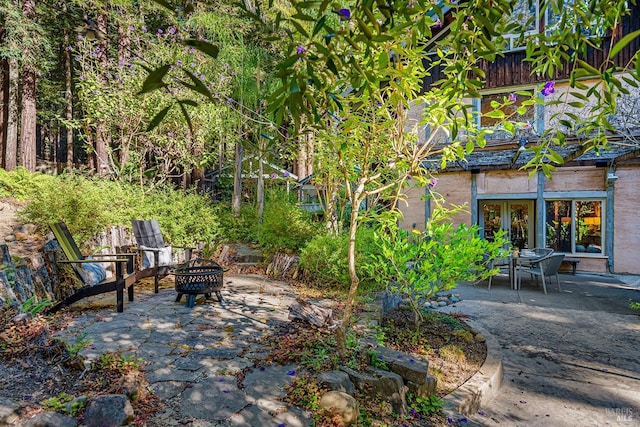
[399,2,640,274]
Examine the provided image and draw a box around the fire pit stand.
[174,262,224,308]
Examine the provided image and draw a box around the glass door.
[481,200,534,250]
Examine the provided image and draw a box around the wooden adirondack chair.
[131,220,193,293]
[47,222,137,313]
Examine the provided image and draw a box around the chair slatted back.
[132,220,166,249]
[50,222,85,262]
[540,253,565,276]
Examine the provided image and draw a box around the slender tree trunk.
[94,12,109,175]
[232,140,243,216]
[336,186,365,357]
[0,58,8,168]
[257,140,265,221]
[63,2,74,168]
[19,0,38,172]
[5,59,19,171]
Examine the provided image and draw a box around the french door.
[480,200,535,250]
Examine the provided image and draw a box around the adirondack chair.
[47,222,137,313]
[131,220,193,293]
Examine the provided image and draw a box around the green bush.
[256,190,320,253]
[215,204,260,243]
[4,169,220,246]
[0,167,55,200]
[299,226,384,292]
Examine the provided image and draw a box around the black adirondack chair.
[131,220,193,293]
[47,222,136,313]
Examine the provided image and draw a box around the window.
[545,200,603,254]
[502,0,605,52]
[504,0,539,50]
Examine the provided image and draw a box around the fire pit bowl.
[174,263,224,308]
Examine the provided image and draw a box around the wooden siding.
[613,166,640,274]
[438,173,473,227]
[476,170,537,194]
[423,4,640,90]
[544,167,605,192]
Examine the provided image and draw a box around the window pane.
[546,200,572,252]
[576,201,602,253]
[483,203,502,242]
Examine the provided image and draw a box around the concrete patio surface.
[438,271,640,427]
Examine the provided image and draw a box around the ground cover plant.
[262,303,486,426]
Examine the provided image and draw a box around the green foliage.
[284,373,324,412]
[20,296,51,315]
[630,300,640,311]
[2,170,220,247]
[55,332,92,359]
[214,203,260,243]
[96,352,144,375]
[256,189,320,253]
[41,392,86,416]
[363,207,509,326]
[408,393,443,416]
[299,226,384,291]
[0,167,56,200]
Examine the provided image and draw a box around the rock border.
[442,319,503,417]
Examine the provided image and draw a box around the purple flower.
[271,173,278,179]
[227,97,234,104]
[509,92,517,102]
[223,389,229,393]
[66,45,72,51]
[75,55,81,61]
[191,63,196,67]
[541,80,555,96]
[296,45,306,55]
[284,171,290,177]
[79,74,85,81]
[168,27,176,35]
[286,370,296,376]
[157,28,163,34]
[337,8,351,20]
[176,60,182,66]
[278,425,285,427]
[433,18,443,28]
[409,359,415,364]
[199,74,206,80]
[141,25,147,32]
[259,366,266,371]
[410,408,417,416]
[168,132,175,137]
[128,25,134,31]
[428,177,438,188]
[190,48,196,54]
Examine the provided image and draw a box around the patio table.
[509,252,544,289]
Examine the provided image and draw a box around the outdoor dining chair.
[517,253,566,295]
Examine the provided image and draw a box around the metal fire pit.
[174,263,224,308]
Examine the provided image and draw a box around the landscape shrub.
[214,204,260,243]
[299,226,384,292]
[256,189,320,253]
[4,170,221,246]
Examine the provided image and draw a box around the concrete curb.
[442,319,503,417]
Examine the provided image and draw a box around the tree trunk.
[19,0,37,172]
[20,71,37,172]
[63,2,74,168]
[232,140,243,216]
[335,187,365,357]
[0,58,8,168]
[257,142,265,221]
[5,59,19,171]
[93,12,109,175]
